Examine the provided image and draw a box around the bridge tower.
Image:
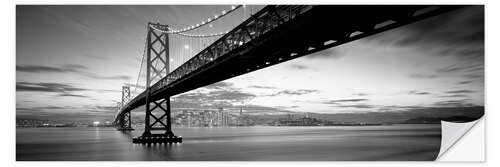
[117,86,134,131]
[113,102,122,127]
[133,22,182,144]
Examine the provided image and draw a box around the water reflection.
[119,130,134,138]
[17,125,441,161]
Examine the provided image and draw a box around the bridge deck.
[119,5,462,116]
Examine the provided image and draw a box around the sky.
[16,5,484,122]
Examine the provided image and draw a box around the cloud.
[83,53,108,60]
[455,49,484,61]
[17,65,77,73]
[440,94,468,98]
[409,73,438,79]
[16,64,88,73]
[37,6,92,35]
[463,73,484,79]
[393,7,483,47]
[16,107,38,112]
[288,64,314,70]
[62,64,88,70]
[209,90,256,101]
[352,93,369,96]
[235,105,293,114]
[85,105,118,113]
[42,106,75,110]
[16,82,121,98]
[445,90,476,94]
[18,104,119,115]
[306,48,343,59]
[173,83,318,112]
[457,80,474,85]
[16,82,88,93]
[272,105,300,109]
[334,104,374,109]
[94,89,121,93]
[59,93,88,98]
[173,89,256,108]
[266,89,319,96]
[17,105,76,112]
[16,82,110,98]
[171,83,318,113]
[434,99,475,107]
[248,85,278,89]
[16,104,121,121]
[436,64,483,73]
[17,64,131,81]
[365,6,484,64]
[323,98,369,104]
[83,74,130,80]
[434,63,484,82]
[315,106,483,124]
[408,90,431,95]
[58,93,89,98]
[203,82,234,90]
[379,105,425,110]
[402,106,484,120]
[170,81,261,110]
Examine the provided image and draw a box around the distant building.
[171,108,237,127]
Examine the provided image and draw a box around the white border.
[3,0,498,166]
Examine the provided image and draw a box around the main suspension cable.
[160,5,242,34]
[133,28,148,96]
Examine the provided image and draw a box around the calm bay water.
[16,125,441,161]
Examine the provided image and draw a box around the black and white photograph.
[13,3,486,162]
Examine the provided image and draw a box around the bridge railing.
[149,5,313,93]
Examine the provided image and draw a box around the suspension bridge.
[112,5,463,144]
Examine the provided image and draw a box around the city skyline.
[16,5,484,121]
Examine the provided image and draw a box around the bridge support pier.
[117,86,134,131]
[133,96,182,144]
[132,22,181,144]
[117,111,134,131]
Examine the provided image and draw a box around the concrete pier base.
[132,135,182,144]
[117,127,135,131]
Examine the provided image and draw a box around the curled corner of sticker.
[436,118,482,160]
